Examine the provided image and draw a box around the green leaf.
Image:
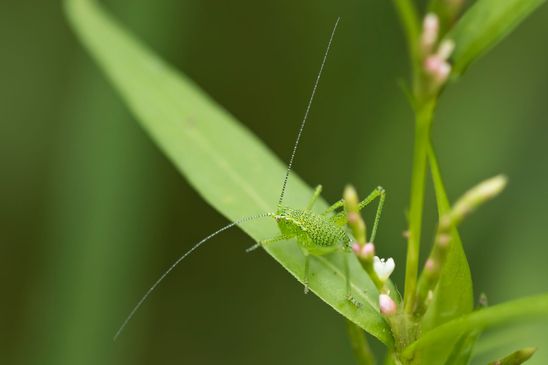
[425,145,474,327]
[412,145,474,363]
[404,294,548,356]
[448,0,546,76]
[347,320,376,365]
[64,0,391,344]
[443,332,480,365]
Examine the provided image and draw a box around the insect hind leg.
[245,234,294,252]
[322,199,344,216]
[357,186,386,243]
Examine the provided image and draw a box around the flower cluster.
[420,13,455,91]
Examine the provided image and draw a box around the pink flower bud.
[425,258,437,273]
[421,13,439,54]
[352,242,361,255]
[379,294,397,316]
[434,62,451,84]
[362,243,375,258]
[424,55,443,74]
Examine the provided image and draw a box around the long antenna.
[113,212,271,341]
[278,17,340,206]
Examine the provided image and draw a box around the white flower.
[373,256,395,282]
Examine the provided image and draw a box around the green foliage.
[449,0,546,76]
[424,145,473,332]
[64,0,391,344]
[66,0,548,363]
[404,294,548,356]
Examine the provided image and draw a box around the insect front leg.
[306,185,323,210]
[245,234,294,252]
[357,186,386,243]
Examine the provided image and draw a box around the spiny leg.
[306,185,323,210]
[304,254,310,294]
[344,250,362,307]
[322,199,344,216]
[357,186,386,243]
[245,234,294,252]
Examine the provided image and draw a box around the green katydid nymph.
[114,17,386,341]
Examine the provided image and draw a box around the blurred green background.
[2,0,548,364]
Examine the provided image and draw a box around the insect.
[114,17,385,341]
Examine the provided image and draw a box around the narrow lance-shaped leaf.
[423,146,474,328]
[404,294,548,356]
[443,331,480,365]
[448,0,546,76]
[411,145,475,363]
[64,0,392,344]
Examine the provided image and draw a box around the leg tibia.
[358,186,386,243]
[245,234,294,252]
[306,185,323,210]
[322,199,344,216]
[304,254,310,294]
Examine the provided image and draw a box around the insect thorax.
[274,206,349,253]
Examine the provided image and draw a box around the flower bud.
[379,294,397,316]
[437,39,455,61]
[421,13,439,55]
[450,175,508,226]
[424,258,438,274]
[362,243,375,258]
[488,347,536,365]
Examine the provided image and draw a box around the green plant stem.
[403,100,436,313]
[347,320,376,365]
[392,0,421,92]
[392,0,439,313]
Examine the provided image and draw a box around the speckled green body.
[261,185,384,298]
[274,206,350,256]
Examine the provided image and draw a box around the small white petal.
[373,256,395,281]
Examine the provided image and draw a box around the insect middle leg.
[342,248,362,307]
[304,253,310,294]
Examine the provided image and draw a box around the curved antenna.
[113,212,272,341]
[278,17,340,206]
